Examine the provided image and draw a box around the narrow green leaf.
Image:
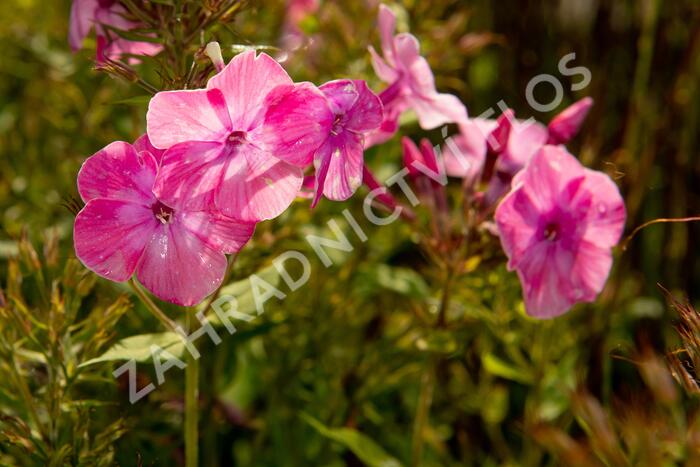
[78,332,183,367]
[482,353,533,385]
[301,413,403,467]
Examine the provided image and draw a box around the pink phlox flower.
[367,4,467,145]
[69,0,162,62]
[495,145,626,318]
[73,140,255,306]
[147,50,334,222]
[312,79,383,206]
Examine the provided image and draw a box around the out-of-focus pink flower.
[495,145,626,318]
[311,79,383,206]
[367,4,467,143]
[74,141,255,306]
[281,0,319,51]
[402,137,447,213]
[442,118,497,182]
[147,51,333,222]
[547,96,593,145]
[69,0,161,62]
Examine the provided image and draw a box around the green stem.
[185,312,199,467]
[128,279,179,334]
[411,357,435,467]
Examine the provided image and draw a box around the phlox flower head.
[495,145,626,318]
[367,4,467,146]
[147,50,334,222]
[69,0,162,62]
[312,79,383,206]
[73,140,255,306]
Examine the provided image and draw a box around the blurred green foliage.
[1,0,700,465]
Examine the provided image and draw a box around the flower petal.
[499,120,548,174]
[408,92,468,129]
[345,80,384,132]
[133,133,165,163]
[256,82,333,167]
[207,51,293,130]
[580,169,626,248]
[518,146,585,213]
[153,141,226,211]
[69,0,97,51]
[215,147,303,221]
[179,211,256,254]
[548,97,593,145]
[314,133,364,202]
[320,79,360,114]
[136,225,227,306]
[147,88,232,149]
[74,199,155,282]
[78,141,157,204]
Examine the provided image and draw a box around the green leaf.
[110,95,152,106]
[482,353,533,385]
[301,413,403,467]
[78,332,184,367]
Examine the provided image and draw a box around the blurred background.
[1,0,699,465]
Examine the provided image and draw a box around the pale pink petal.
[315,133,364,202]
[147,88,232,149]
[207,51,293,130]
[78,141,157,204]
[443,119,493,179]
[548,97,593,145]
[377,4,397,64]
[499,120,548,173]
[153,141,226,211]
[179,211,255,254]
[369,46,399,83]
[408,92,468,129]
[345,80,384,132]
[579,169,626,248]
[215,149,303,222]
[69,0,97,51]
[74,199,155,282]
[136,225,227,306]
[256,82,333,167]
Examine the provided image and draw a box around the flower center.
[227,131,248,146]
[543,222,559,241]
[330,115,344,136]
[151,201,175,225]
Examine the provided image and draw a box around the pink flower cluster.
[74,50,384,305]
[73,3,627,319]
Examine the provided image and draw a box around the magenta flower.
[368,4,467,135]
[73,141,255,306]
[311,79,383,206]
[147,51,333,222]
[69,0,162,61]
[402,137,447,213]
[547,97,594,145]
[495,146,626,318]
